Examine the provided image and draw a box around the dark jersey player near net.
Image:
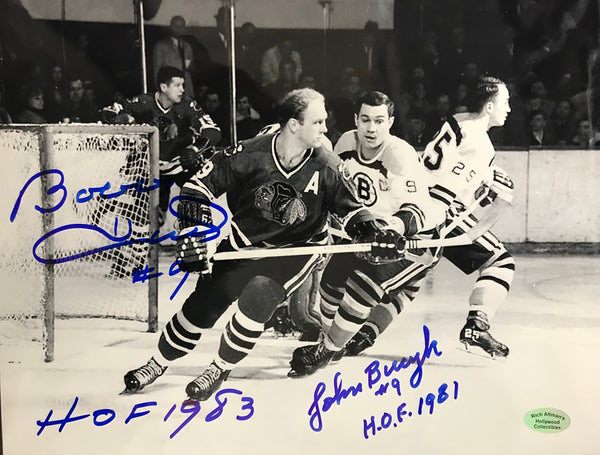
[103,66,221,223]
[122,88,406,400]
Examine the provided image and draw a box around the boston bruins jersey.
[334,130,444,236]
[183,133,365,249]
[423,113,496,210]
[111,93,221,176]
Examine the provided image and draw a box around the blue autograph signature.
[36,391,254,439]
[362,380,459,439]
[28,194,227,265]
[10,169,229,300]
[307,325,443,432]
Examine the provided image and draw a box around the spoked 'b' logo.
[353,172,377,206]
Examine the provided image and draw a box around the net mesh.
[0,125,158,352]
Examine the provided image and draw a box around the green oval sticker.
[524,408,570,433]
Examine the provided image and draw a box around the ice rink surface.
[2,252,600,455]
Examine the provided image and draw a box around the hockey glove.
[348,220,406,264]
[178,137,214,172]
[176,198,214,276]
[101,103,134,124]
[475,166,514,207]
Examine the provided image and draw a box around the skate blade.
[119,388,137,395]
[457,343,508,360]
[287,369,308,378]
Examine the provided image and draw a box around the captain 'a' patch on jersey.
[423,113,496,208]
[183,133,365,248]
[334,130,444,232]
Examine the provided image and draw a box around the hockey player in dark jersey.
[122,88,405,400]
[103,66,221,223]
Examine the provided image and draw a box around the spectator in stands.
[529,79,555,119]
[405,110,427,147]
[235,94,262,140]
[408,66,432,96]
[549,98,577,145]
[440,26,471,92]
[408,81,433,118]
[68,33,97,87]
[453,82,469,107]
[0,89,13,124]
[58,76,99,123]
[462,61,481,90]
[210,6,230,67]
[325,107,342,146]
[298,73,317,90]
[152,15,195,98]
[45,64,68,122]
[423,93,452,140]
[502,80,530,147]
[352,20,388,91]
[527,110,556,147]
[236,22,262,85]
[260,39,302,87]
[203,89,229,145]
[571,118,600,148]
[265,58,298,103]
[420,31,443,92]
[14,84,46,123]
[329,73,363,133]
[490,25,517,81]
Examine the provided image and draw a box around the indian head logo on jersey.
[353,172,377,207]
[254,181,307,226]
[153,115,176,141]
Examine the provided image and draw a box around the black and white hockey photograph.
[1,0,599,454]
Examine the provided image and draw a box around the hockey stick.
[212,190,491,262]
[211,234,473,261]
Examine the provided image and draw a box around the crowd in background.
[1,0,599,149]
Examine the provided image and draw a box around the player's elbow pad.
[490,167,514,204]
[201,126,222,146]
[344,209,378,239]
[393,204,424,238]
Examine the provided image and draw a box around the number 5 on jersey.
[423,121,461,170]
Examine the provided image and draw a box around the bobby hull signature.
[10,169,228,300]
[10,169,228,265]
[308,325,443,432]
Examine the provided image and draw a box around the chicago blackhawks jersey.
[183,133,365,249]
[257,123,333,152]
[112,93,220,176]
[334,130,444,236]
[423,113,496,210]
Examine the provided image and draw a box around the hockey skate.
[185,362,231,401]
[344,325,377,356]
[459,310,509,358]
[288,341,336,377]
[122,357,167,394]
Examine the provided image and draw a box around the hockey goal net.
[0,124,159,362]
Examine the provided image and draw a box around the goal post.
[1,124,160,362]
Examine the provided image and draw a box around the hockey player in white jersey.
[345,76,515,358]
[289,91,446,376]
